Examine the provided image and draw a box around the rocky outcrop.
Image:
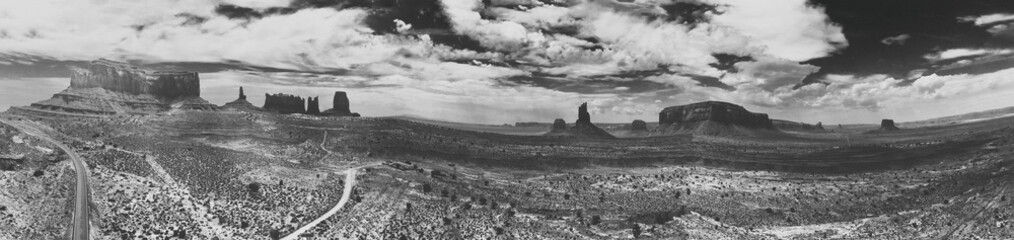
[577,103,591,124]
[307,97,320,114]
[631,120,648,131]
[552,119,568,130]
[16,59,216,116]
[880,119,900,131]
[544,103,615,139]
[263,93,306,114]
[656,101,775,136]
[322,91,359,116]
[70,59,200,100]
[222,87,259,111]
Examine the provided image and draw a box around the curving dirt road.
[0,119,92,240]
[281,168,358,240]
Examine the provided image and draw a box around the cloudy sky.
[2,0,1014,124]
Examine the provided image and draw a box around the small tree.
[632,224,642,238]
[422,183,433,193]
[590,215,601,225]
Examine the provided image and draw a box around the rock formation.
[544,103,615,139]
[880,119,900,131]
[322,91,360,116]
[552,119,568,130]
[13,59,217,116]
[263,93,306,114]
[772,120,825,132]
[631,120,648,131]
[222,86,258,111]
[577,103,591,124]
[544,118,569,135]
[655,101,775,136]
[70,59,200,100]
[307,97,320,114]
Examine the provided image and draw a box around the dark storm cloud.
[801,0,1014,84]
[658,1,717,26]
[709,53,753,73]
[214,4,264,19]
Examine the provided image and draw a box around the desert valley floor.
[1,107,1013,240]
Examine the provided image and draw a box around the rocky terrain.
[2,63,1014,239]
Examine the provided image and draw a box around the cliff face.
[263,93,306,114]
[70,59,200,100]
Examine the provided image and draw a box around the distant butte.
[10,59,217,116]
[222,87,259,111]
[880,119,900,131]
[655,101,776,136]
[544,103,615,139]
[321,91,360,117]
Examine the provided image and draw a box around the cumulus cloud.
[723,58,819,92]
[708,0,848,61]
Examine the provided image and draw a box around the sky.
[1,0,1014,124]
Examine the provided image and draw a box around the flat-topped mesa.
[659,101,774,129]
[655,101,775,136]
[880,119,900,131]
[11,59,217,117]
[69,59,200,100]
[263,93,306,114]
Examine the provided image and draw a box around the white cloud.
[959,13,1014,26]
[220,0,293,9]
[924,48,1014,62]
[723,58,819,91]
[708,0,847,61]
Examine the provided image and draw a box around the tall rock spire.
[577,102,590,124]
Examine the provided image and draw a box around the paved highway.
[0,119,91,240]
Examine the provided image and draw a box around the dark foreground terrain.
[1,109,1013,239]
